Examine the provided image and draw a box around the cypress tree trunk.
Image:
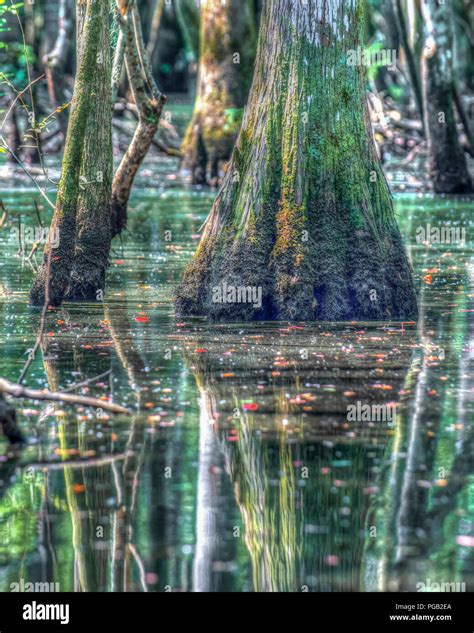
[30,0,112,306]
[176,0,418,322]
[421,0,472,194]
[65,0,113,300]
[181,0,257,185]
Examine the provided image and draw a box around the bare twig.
[0,73,44,132]
[0,377,130,415]
[17,453,130,470]
[0,140,55,209]
[61,369,112,393]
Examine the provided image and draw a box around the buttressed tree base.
[176,0,418,322]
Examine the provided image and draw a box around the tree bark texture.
[176,0,419,322]
[181,0,257,185]
[30,0,113,306]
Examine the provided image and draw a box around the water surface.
[0,161,473,593]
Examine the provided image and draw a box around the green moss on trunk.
[176,0,418,322]
[66,0,113,300]
[30,0,111,307]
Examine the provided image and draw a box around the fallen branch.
[390,116,423,133]
[0,377,130,415]
[16,453,130,470]
[112,118,181,157]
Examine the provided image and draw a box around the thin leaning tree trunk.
[392,0,424,130]
[111,17,127,107]
[43,0,74,136]
[146,0,165,62]
[111,0,166,237]
[174,0,200,64]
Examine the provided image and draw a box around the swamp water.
[0,161,473,593]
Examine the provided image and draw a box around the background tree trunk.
[43,0,74,138]
[421,0,472,194]
[111,0,166,237]
[392,0,424,128]
[181,0,257,185]
[174,0,200,63]
[176,0,418,322]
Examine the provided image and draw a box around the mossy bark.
[181,0,257,185]
[65,0,113,300]
[30,0,113,307]
[176,0,418,322]
[421,0,472,194]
